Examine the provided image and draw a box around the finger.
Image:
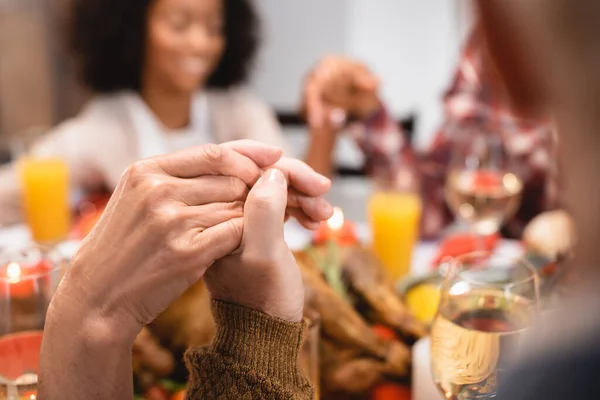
[287,189,334,222]
[306,79,325,128]
[174,175,249,206]
[353,68,380,91]
[286,208,321,230]
[315,60,335,83]
[191,217,245,270]
[271,157,331,197]
[243,169,288,248]
[152,143,262,187]
[324,64,363,110]
[177,202,244,231]
[220,140,283,169]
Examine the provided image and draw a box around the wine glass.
[431,252,540,399]
[445,125,523,238]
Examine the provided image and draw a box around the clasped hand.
[47,140,333,348]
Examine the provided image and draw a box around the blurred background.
[0,0,472,165]
[0,3,579,399]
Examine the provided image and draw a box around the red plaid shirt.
[355,32,559,238]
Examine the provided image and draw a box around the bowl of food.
[397,272,443,327]
[522,210,576,297]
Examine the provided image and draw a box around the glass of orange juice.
[368,169,422,281]
[18,155,70,245]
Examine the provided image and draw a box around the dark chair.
[276,112,417,177]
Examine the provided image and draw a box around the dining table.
[0,220,525,400]
[0,177,525,400]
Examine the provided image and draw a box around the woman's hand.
[205,168,306,322]
[302,56,382,177]
[272,154,333,229]
[302,55,382,129]
[226,140,334,230]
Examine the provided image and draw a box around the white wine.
[431,289,533,400]
[446,170,523,235]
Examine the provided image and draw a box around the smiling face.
[144,0,226,94]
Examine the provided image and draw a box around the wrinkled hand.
[50,141,331,340]
[205,169,309,322]
[302,55,381,129]
[271,154,332,230]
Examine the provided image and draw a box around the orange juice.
[368,192,422,281]
[19,157,70,244]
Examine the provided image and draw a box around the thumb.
[355,72,380,92]
[243,169,288,248]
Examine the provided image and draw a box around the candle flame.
[327,207,345,231]
[6,262,21,283]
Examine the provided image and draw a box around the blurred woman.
[0,0,335,226]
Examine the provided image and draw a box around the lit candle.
[2,262,42,299]
[314,207,358,246]
[1,256,54,334]
[0,250,57,398]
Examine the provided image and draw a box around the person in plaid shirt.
[303,30,559,239]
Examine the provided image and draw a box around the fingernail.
[267,169,287,187]
[321,200,334,217]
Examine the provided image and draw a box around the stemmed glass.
[431,252,540,399]
[445,124,523,239]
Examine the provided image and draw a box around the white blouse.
[126,91,212,158]
[0,88,285,226]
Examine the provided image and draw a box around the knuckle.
[229,177,249,200]
[225,218,243,241]
[123,160,151,188]
[138,177,177,213]
[165,236,195,263]
[146,176,175,197]
[148,203,177,228]
[201,143,225,164]
[224,201,245,218]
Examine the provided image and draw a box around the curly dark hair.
[69,0,260,93]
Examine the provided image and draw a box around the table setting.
[0,130,575,400]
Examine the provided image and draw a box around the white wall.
[251,0,349,111]
[347,0,469,148]
[251,0,472,150]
